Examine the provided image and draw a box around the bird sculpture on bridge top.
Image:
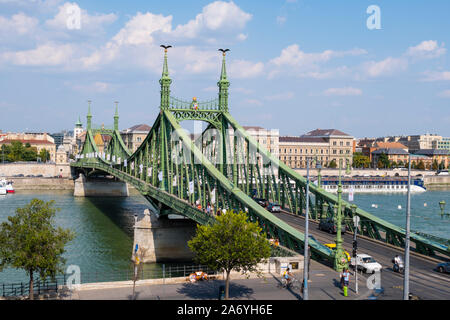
[218,48,230,56]
[160,45,172,52]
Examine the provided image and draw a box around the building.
[0,132,56,162]
[121,124,152,153]
[242,126,279,158]
[432,137,450,151]
[371,148,410,168]
[362,141,408,163]
[413,149,449,169]
[56,145,68,164]
[279,129,354,169]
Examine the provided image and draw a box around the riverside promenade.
[66,261,373,301]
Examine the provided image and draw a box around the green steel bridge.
[71,48,449,271]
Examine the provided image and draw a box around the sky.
[0,0,449,138]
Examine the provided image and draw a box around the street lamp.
[316,159,322,188]
[334,159,348,272]
[303,156,314,300]
[439,200,446,216]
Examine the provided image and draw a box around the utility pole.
[303,156,311,300]
[351,204,359,294]
[403,154,411,300]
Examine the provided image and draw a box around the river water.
[0,189,449,284]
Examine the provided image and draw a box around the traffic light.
[352,240,357,257]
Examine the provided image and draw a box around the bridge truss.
[71,49,449,270]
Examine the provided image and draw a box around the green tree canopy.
[377,153,390,168]
[352,152,370,168]
[328,159,337,168]
[0,199,74,299]
[39,148,50,162]
[417,160,425,170]
[188,210,271,299]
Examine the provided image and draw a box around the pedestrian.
[341,267,350,297]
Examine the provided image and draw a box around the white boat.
[0,179,7,195]
[0,179,14,194]
[317,176,426,194]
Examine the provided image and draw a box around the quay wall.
[8,177,74,190]
[0,163,71,178]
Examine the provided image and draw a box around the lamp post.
[403,154,411,300]
[317,160,322,188]
[351,204,359,294]
[334,159,348,272]
[439,200,446,217]
[303,156,313,300]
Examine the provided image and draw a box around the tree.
[0,199,74,299]
[352,152,370,168]
[417,160,425,170]
[188,210,271,300]
[23,147,37,161]
[377,153,390,168]
[39,148,50,162]
[10,141,24,162]
[328,159,337,168]
[432,160,439,171]
[397,160,404,168]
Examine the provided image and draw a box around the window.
[346,141,350,146]
[340,141,343,146]
[333,141,337,146]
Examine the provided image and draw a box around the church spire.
[217,49,230,111]
[159,45,172,109]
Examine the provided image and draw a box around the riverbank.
[8,177,74,190]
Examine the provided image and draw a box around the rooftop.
[372,148,409,155]
[303,128,351,138]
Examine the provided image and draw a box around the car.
[318,218,346,234]
[253,198,268,207]
[436,262,450,273]
[436,170,449,176]
[351,254,382,274]
[324,243,351,262]
[267,202,281,213]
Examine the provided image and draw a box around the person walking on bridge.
[341,267,350,297]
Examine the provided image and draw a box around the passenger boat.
[316,176,426,193]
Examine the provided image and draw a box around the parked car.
[324,243,351,262]
[267,202,281,213]
[318,218,346,234]
[351,254,382,274]
[436,262,450,273]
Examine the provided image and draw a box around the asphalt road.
[272,210,450,300]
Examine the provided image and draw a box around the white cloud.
[323,87,362,96]
[1,42,74,66]
[364,57,408,77]
[236,33,247,41]
[243,99,263,106]
[172,1,252,39]
[228,59,264,78]
[265,92,294,101]
[422,71,450,82]
[407,40,446,59]
[0,12,39,37]
[276,16,287,25]
[270,44,366,67]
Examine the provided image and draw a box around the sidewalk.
[68,261,373,300]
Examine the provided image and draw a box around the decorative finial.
[160,45,172,53]
[218,48,230,56]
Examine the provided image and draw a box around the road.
[272,210,450,300]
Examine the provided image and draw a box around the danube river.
[0,189,448,284]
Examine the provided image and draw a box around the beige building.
[56,145,68,164]
[0,132,56,162]
[279,129,354,169]
[121,124,152,153]
[242,126,279,159]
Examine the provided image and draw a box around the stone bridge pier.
[73,173,129,197]
[132,209,197,263]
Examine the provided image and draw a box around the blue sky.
[0,0,449,138]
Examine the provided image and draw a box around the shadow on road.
[176,280,254,300]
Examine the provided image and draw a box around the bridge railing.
[169,96,220,110]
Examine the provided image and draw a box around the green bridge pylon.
[72,47,450,270]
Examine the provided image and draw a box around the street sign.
[353,215,360,227]
[135,244,139,253]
